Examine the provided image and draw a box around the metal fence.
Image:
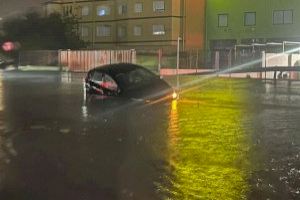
[59,50,136,72]
[135,48,208,72]
[17,50,136,72]
[19,48,295,73]
[19,50,59,66]
[17,48,209,73]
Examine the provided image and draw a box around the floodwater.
[0,71,299,200]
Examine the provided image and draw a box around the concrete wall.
[184,0,205,50]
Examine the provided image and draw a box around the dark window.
[273,10,293,24]
[218,14,228,27]
[244,12,256,26]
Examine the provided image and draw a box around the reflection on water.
[0,72,4,112]
[0,72,18,189]
[1,72,300,199]
[0,72,6,177]
[249,81,300,200]
[168,100,179,148]
[159,79,252,200]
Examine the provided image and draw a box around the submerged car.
[84,63,177,103]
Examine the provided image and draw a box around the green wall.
[206,0,300,48]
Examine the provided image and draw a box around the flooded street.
[0,71,300,200]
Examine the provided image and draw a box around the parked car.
[84,63,177,103]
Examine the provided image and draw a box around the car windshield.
[115,68,158,90]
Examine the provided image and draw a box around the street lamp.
[176,36,182,89]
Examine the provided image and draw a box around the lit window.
[273,10,293,24]
[153,24,165,35]
[135,3,143,13]
[244,12,256,26]
[134,26,142,36]
[97,25,111,37]
[153,1,165,12]
[97,6,111,16]
[118,26,127,38]
[118,4,127,15]
[81,6,89,16]
[218,14,228,27]
[81,27,89,37]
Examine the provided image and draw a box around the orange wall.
[185,0,205,50]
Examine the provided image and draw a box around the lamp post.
[176,36,182,89]
[92,0,98,49]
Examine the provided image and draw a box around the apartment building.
[44,0,205,50]
[206,0,300,51]
[205,0,300,67]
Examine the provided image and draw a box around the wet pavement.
[0,71,300,200]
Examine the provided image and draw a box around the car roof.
[91,63,150,78]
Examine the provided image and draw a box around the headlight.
[172,91,178,99]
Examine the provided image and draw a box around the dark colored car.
[84,63,177,103]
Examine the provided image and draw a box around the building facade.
[206,0,300,67]
[44,0,205,50]
[206,0,300,50]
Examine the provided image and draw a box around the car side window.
[86,70,94,80]
[101,74,118,92]
[90,71,118,94]
[128,68,156,84]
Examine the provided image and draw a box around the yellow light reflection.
[168,100,179,148]
[162,79,251,200]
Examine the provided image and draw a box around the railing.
[59,50,136,72]
[19,50,59,66]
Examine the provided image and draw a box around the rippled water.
[0,71,299,200]
[248,81,300,200]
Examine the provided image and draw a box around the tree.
[1,12,86,50]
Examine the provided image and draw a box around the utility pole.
[92,0,96,49]
[177,37,182,89]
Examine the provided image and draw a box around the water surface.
[0,71,299,200]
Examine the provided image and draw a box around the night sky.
[0,0,48,19]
